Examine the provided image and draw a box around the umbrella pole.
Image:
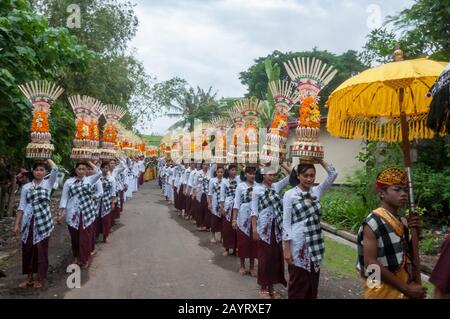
[399,89,422,284]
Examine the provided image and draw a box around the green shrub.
[321,189,370,232]
[420,230,442,255]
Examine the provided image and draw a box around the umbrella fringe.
[328,114,437,142]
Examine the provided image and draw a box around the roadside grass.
[323,238,359,279]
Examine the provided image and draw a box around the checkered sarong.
[69,180,97,228]
[292,194,324,263]
[101,177,113,214]
[26,186,54,238]
[258,188,283,234]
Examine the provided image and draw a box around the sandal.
[259,290,272,299]
[239,268,247,276]
[222,250,229,257]
[250,269,257,277]
[210,238,217,244]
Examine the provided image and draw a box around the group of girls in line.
[158,156,338,299]
[13,156,147,289]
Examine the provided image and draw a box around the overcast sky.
[130,0,413,135]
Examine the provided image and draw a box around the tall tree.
[164,85,227,131]
[31,0,176,131]
[0,0,95,216]
[360,0,450,65]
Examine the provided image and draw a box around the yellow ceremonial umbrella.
[326,49,447,283]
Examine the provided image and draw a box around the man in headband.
[356,167,426,299]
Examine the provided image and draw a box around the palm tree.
[165,86,227,131]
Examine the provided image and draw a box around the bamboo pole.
[399,88,422,284]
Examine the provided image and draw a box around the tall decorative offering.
[19,81,64,160]
[101,104,126,160]
[284,57,337,163]
[233,98,262,164]
[210,117,231,164]
[260,80,298,164]
[68,95,95,160]
[227,110,245,164]
[87,97,105,161]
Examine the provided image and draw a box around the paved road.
[65,182,263,299]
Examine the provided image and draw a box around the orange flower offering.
[89,121,99,141]
[299,96,321,128]
[75,119,91,140]
[102,124,117,143]
[31,110,50,133]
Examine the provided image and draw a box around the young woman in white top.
[208,166,225,244]
[250,165,290,299]
[58,161,101,268]
[14,159,58,288]
[282,160,337,299]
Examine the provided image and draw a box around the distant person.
[429,234,450,299]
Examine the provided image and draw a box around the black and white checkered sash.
[91,183,100,214]
[26,186,54,238]
[257,188,283,234]
[101,177,113,213]
[212,179,222,212]
[292,193,324,263]
[212,180,222,196]
[198,175,209,194]
[225,179,237,198]
[69,180,97,227]
[241,187,253,204]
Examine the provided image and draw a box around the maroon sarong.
[198,194,211,229]
[237,224,258,259]
[257,222,286,287]
[178,185,185,210]
[119,190,124,213]
[173,186,179,210]
[210,213,222,233]
[185,194,192,217]
[287,263,320,299]
[139,172,144,186]
[91,216,97,252]
[22,217,49,281]
[97,201,112,239]
[193,198,201,224]
[222,218,237,250]
[68,214,93,264]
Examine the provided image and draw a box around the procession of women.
[11,51,450,299]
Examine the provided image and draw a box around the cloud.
[130,0,413,135]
